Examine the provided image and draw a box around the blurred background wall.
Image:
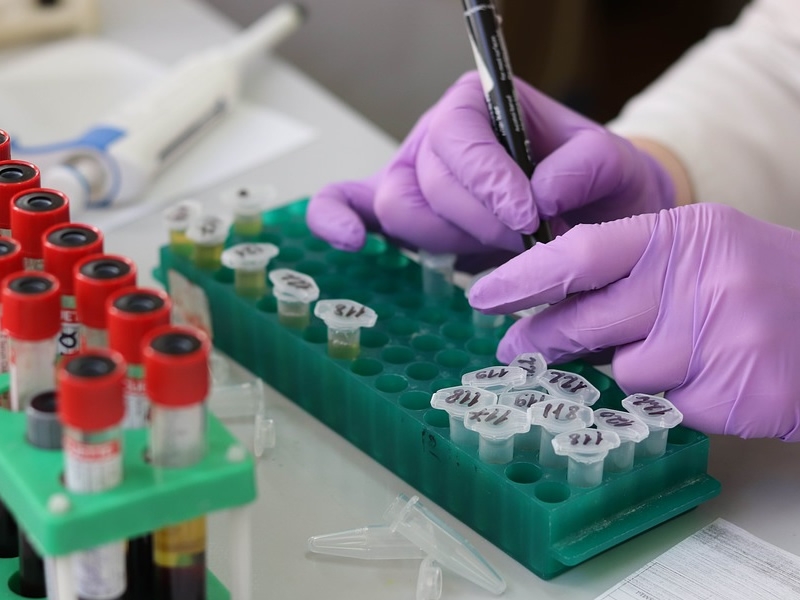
[204,0,749,140]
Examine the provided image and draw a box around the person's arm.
[609,0,800,227]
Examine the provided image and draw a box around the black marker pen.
[461,0,553,247]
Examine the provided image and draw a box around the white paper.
[595,519,800,600]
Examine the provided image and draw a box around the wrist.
[629,137,695,207]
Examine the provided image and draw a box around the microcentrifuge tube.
[186,214,232,270]
[508,352,548,389]
[314,299,378,360]
[307,525,427,560]
[417,557,443,600]
[463,405,530,464]
[529,399,594,468]
[220,242,278,299]
[593,408,650,472]
[430,386,497,447]
[498,389,558,453]
[419,250,456,302]
[222,184,276,238]
[537,369,600,406]
[462,365,527,393]
[268,268,320,329]
[621,394,683,458]
[254,412,276,458]
[163,200,202,258]
[551,428,621,488]
[466,269,504,332]
[383,493,506,595]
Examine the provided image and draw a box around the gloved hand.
[307,71,676,258]
[469,203,800,441]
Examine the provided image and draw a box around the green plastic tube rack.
[0,410,255,599]
[156,198,720,580]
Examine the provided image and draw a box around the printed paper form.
[595,519,800,600]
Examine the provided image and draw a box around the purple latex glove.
[470,203,800,441]
[307,71,675,257]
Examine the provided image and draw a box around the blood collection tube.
[0,130,11,160]
[10,188,70,270]
[0,271,59,560]
[0,160,40,236]
[74,254,138,349]
[107,287,171,428]
[58,350,127,600]
[143,325,211,600]
[18,390,62,597]
[1,271,60,412]
[0,237,24,409]
[43,223,104,358]
[0,236,24,561]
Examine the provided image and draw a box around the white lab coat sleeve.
[607,0,800,229]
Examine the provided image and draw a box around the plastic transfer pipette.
[15,4,307,214]
[384,494,506,595]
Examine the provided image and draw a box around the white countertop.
[6,1,800,598]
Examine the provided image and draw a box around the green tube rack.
[0,409,255,599]
[156,198,720,580]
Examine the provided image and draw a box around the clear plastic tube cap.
[498,389,557,411]
[508,352,547,388]
[384,494,506,595]
[221,243,278,271]
[314,299,377,330]
[186,214,232,246]
[593,408,650,443]
[163,199,202,231]
[222,184,277,216]
[551,428,621,464]
[621,394,683,429]
[430,386,497,419]
[529,398,594,433]
[268,268,320,303]
[461,366,527,392]
[537,369,600,406]
[464,406,530,441]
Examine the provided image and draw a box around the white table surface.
[9,1,800,598]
